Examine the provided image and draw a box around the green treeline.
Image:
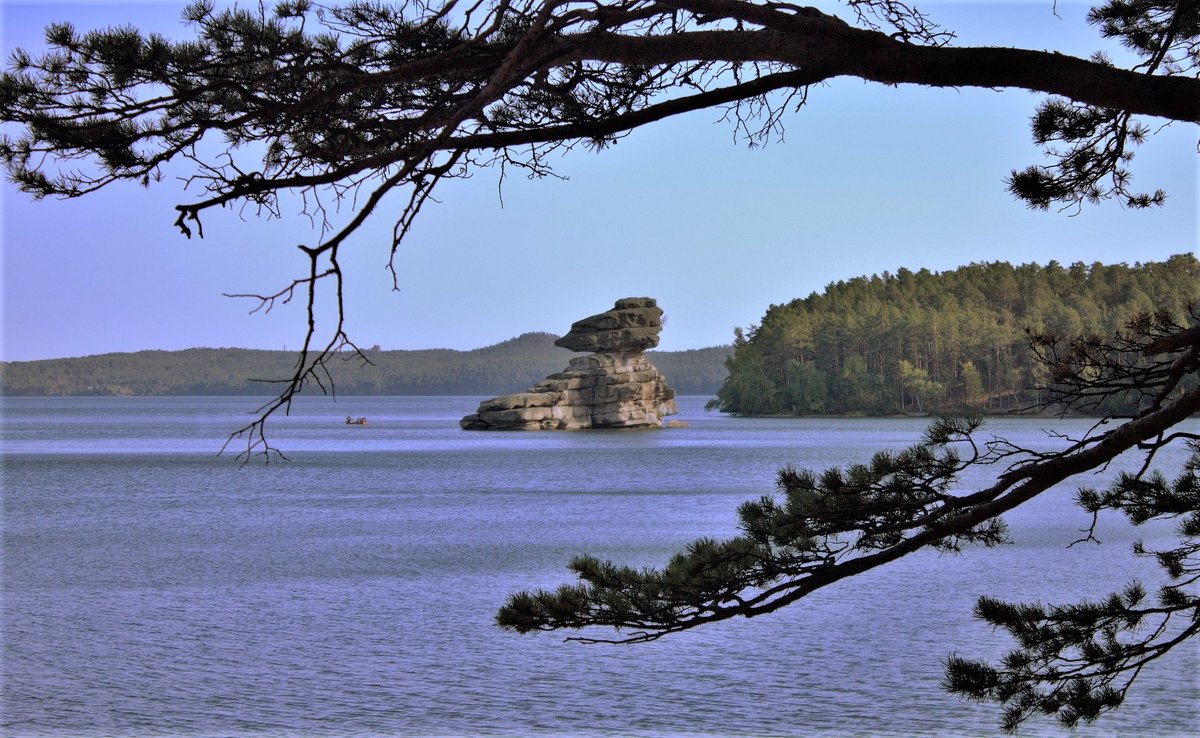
[708,254,1200,416]
[0,333,731,397]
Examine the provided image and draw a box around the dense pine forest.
[0,333,730,397]
[708,255,1199,416]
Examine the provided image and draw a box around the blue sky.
[1,1,1196,360]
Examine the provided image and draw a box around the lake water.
[2,395,1197,737]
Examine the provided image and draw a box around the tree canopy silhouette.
[3,0,1198,730]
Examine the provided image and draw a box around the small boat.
[345,416,368,425]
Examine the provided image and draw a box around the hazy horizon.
[0,329,734,364]
[2,1,1195,362]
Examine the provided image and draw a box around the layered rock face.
[553,296,664,353]
[461,298,678,430]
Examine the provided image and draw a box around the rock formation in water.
[460,297,678,430]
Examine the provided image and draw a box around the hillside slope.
[1,333,730,397]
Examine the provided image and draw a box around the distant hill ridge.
[0,333,732,397]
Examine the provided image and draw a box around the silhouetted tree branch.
[4,0,1198,727]
[498,311,1200,731]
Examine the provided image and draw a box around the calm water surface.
[2,396,1197,736]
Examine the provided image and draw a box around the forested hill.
[709,254,1199,416]
[0,333,731,397]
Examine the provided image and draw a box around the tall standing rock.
[460,298,678,430]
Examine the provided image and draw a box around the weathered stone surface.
[553,296,663,354]
[476,391,558,412]
[461,298,678,431]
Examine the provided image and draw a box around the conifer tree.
[3,1,1198,729]
[709,258,1200,416]
[499,311,1200,731]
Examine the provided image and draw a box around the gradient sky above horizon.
[1,0,1196,361]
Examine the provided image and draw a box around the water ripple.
[3,397,1197,737]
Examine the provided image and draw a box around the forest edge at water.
[708,255,1199,417]
[4,256,1196,417]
